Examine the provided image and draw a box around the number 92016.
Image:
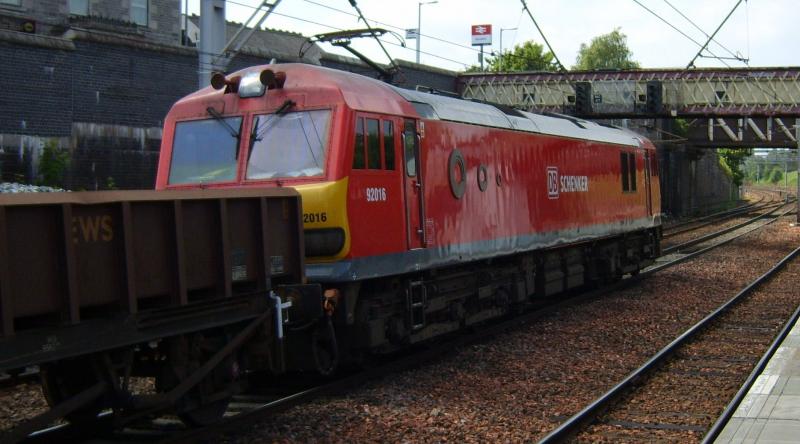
[366,187,387,202]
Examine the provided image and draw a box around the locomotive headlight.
[238,71,267,98]
[304,228,345,257]
[238,69,287,98]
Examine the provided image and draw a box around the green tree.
[574,28,640,70]
[486,41,557,72]
[717,148,752,186]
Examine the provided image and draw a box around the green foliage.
[106,176,118,190]
[486,41,557,72]
[38,140,70,188]
[672,118,690,137]
[769,167,784,184]
[718,156,734,180]
[717,148,751,186]
[574,28,640,70]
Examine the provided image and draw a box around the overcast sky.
[189,0,799,71]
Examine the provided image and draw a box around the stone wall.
[0,0,181,45]
[657,143,738,218]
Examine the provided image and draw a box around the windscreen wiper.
[247,100,296,160]
[206,106,240,139]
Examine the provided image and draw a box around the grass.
[748,169,798,188]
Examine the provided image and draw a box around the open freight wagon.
[0,189,324,436]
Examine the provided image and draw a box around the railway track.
[661,191,768,239]
[539,218,800,442]
[9,204,798,444]
[655,199,796,267]
[661,189,792,246]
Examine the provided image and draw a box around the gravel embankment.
[223,218,800,443]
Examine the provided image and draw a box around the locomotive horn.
[259,69,275,87]
[210,73,242,92]
[210,72,227,90]
[259,69,286,90]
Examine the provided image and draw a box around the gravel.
[0,182,66,193]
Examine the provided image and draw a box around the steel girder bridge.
[457,67,800,149]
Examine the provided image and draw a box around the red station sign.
[471,24,492,46]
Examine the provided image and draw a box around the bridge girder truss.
[457,68,800,118]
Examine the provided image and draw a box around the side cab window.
[620,151,637,193]
[352,115,397,171]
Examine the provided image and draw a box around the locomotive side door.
[644,151,653,216]
[402,119,425,249]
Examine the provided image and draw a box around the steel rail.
[661,199,793,256]
[662,195,768,238]
[701,304,800,443]
[662,201,774,239]
[538,237,800,443]
[647,204,794,275]
[662,192,766,235]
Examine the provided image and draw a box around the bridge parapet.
[457,67,800,118]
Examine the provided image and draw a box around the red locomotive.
[157,63,661,357]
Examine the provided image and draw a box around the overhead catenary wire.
[302,0,557,71]
[662,0,747,64]
[346,0,402,75]
[630,0,732,68]
[225,0,470,67]
[686,0,745,68]
[303,0,481,54]
[519,0,566,71]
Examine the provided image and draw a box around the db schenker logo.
[547,167,559,199]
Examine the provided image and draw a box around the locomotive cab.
[156,64,423,272]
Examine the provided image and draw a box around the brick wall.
[0,33,198,189]
[0,40,73,136]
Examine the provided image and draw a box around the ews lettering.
[72,215,114,244]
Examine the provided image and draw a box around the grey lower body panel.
[308,216,660,282]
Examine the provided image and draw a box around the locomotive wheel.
[157,333,237,427]
[40,358,104,424]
